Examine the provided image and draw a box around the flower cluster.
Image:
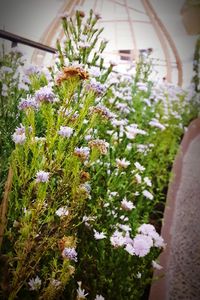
[35,86,55,103]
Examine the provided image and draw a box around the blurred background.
[0,0,199,86]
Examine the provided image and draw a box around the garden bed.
[0,9,200,300]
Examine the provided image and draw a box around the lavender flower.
[133,234,153,257]
[35,171,50,183]
[18,96,38,110]
[85,78,106,96]
[142,190,154,200]
[116,158,130,169]
[121,198,135,211]
[35,86,55,103]
[77,281,88,299]
[134,162,145,172]
[58,126,73,137]
[28,276,41,291]
[24,65,41,76]
[74,147,90,160]
[95,295,105,300]
[138,224,156,235]
[62,247,78,262]
[94,229,106,240]
[12,124,26,144]
[55,206,69,217]
[110,230,125,248]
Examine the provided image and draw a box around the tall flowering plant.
[0,9,199,300]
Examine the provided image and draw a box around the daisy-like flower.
[95,295,105,300]
[125,124,146,139]
[35,170,50,183]
[18,96,38,110]
[89,66,101,77]
[58,126,73,137]
[118,224,132,232]
[110,230,125,248]
[74,147,90,161]
[62,247,78,262]
[135,173,142,184]
[28,276,41,291]
[149,119,166,130]
[133,234,153,257]
[116,158,130,169]
[125,243,135,255]
[77,281,88,299]
[55,206,69,217]
[12,124,26,144]
[152,260,163,270]
[142,190,154,200]
[150,231,165,248]
[35,85,55,103]
[94,229,106,240]
[144,177,152,187]
[138,224,156,236]
[134,162,145,172]
[121,198,135,211]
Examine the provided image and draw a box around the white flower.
[149,119,166,130]
[58,126,73,137]
[144,177,152,187]
[35,170,49,183]
[95,295,105,300]
[12,124,26,144]
[116,158,130,169]
[28,276,41,291]
[94,230,106,240]
[151,231,165,248]
[121,198,135,211]
[134,162,145,172]
[118,224,132,232]
[138,224,156,235]
[110,230,125,248]
[133,234,153,257]
[125,243,135,255]
[77,281,88,299]
[135,173,142,184]
[55,206,69,217]
[142,190,154,200]
[125,124,146,139]
[152,260,163,270]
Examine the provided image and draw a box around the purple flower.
[35,86,55,103]
[18,96,38,110]
[85,78,106,95]
[12,124,26,144]
[58,126,73,137]
[35,170,49,183]
[28,276,41,291]
[62,247,77,262]
[25,65,41,76]
[133,234,153,257]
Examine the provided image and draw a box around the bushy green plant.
[0,46,28,198]
[0,9,199,300]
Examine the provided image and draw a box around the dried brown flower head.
[88,139,109,155]
[56,66,89,85]
[80,171,90,182]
